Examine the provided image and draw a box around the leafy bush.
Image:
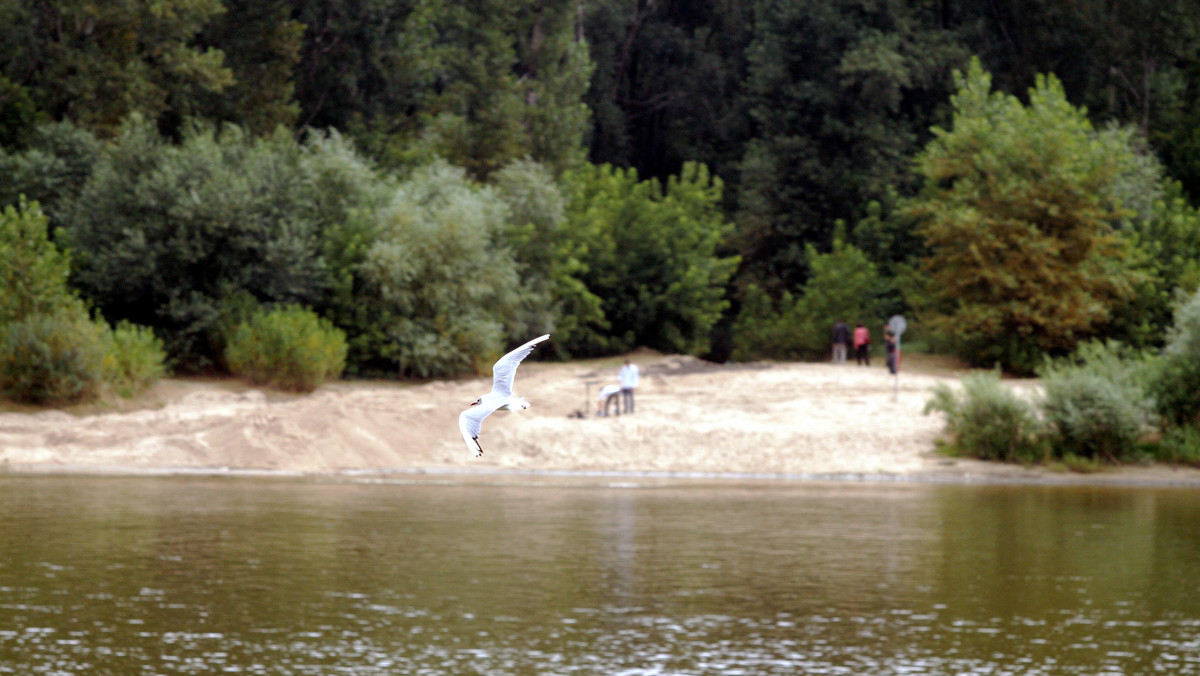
[730,283,797,361]
[102,321,168,397]
[1036,341,1153,462]
[1147,289,1200,426]
[0,121,101,223]
[560,162,738,357]
[62,120,385,372]
[924,371,1041,462]
[1038,372,1150,462]
[732,235,886,361]
[1147,355,1200,427]
[1164,286,1200,359]
[226,306,347,392]
[491,158,590,354]
[1156,426,1200,467]
[354,161,522,377]
[0,310,107,405]
[0,198,77,325]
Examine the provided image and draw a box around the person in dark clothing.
[884,330,897,374]
[831,319,851,364]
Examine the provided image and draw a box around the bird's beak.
[469,401,479,407]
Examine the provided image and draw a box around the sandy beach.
[2,352,1199,486]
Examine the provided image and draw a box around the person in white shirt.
[597,383,621,417]
[618,359,639,414]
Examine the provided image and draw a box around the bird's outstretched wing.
[491,334,549,397]
[459,400,505,457]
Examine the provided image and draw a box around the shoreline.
[3,353,1200,489]
[6,462,1200,489]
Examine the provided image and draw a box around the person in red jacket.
[853,323,870,366]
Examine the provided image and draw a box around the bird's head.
[469,397,482,407]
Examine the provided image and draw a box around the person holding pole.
[887,315,906,400]
[884,330,897,374]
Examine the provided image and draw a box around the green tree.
[736,0,968,291]
[195,0,304,134]
[0,121,101,224]
[353,161,526,378]
[904,59,1143,374]
[490,158,602,354]
[732,235,885,361]
[0,199,166,403]
[292,0,428,142]
[293,0,592,176]
[0,0,233,137]
[562,161,738,356]
[954,0,1200,201]
[0,198,76,324]
[583,0,754,185]
[62,119,380,370]
[0,74,43,148]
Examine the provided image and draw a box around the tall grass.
[924,370,1041,462]
[226,306,347,392]
[1036,342,1153,462]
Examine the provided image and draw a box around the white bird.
[459,334,550,457]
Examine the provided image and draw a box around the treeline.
[1,120,734,383]
[4,1,1200,405]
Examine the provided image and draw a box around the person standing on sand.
[853,323,871,366]
[619,359,639,414]
[884,330,897,374]
[831,319,850,364]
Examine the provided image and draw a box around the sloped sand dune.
[2,353,1199,485]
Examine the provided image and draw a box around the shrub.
[0,310,106,405]
[730,283,798,361]
[732,234,887,361]
[1036,341,1154,462]
[226,306,347,392]
[102,321,168,397]
[1039,372,1150,462]
[1148,289,1200,426]
[0,198,76,325]
[560,162,738,357]
[1156,426,1200,467]
[1164,286,1200,359]
[924,371,1041,462]
[62,121,384,372]
[1147,354,1200,427]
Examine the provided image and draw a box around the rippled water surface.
[2,475,1200,674]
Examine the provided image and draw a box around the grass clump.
[226,305,347,392]
[1156,426,1200,467]
[102,320,167,397]
[1036,341,1153,463]
[0,310,107,405]
[924,370,1041,462]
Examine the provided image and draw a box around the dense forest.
[4,0,1200,393]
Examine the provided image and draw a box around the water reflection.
[1,476,1199,674]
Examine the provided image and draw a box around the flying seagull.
[459,334,550,457]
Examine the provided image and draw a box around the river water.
[1,474,1199,674]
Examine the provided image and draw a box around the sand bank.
[2,353,1199,486]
